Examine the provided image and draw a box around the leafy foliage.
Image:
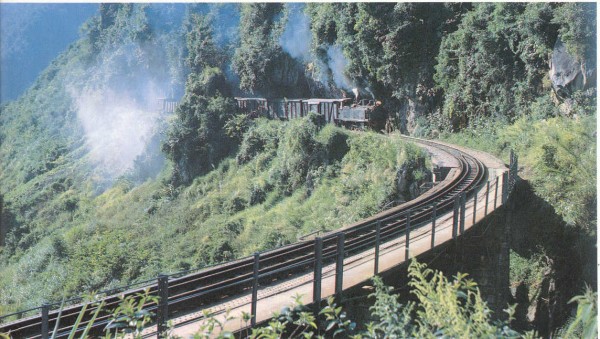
[185,13,225,73]
[364,261,532,338]
[558,287,598,338]
[104,289,159,338]
[0,116,427,315]
[103,261,530,339]
[502,115,596,228]
[306,3,463,127]
[0,4,596,336]
[269,115,324,195]
[162,13,236,185]
[233,3,288,96]
[440,107,596,335]
[435,3,556,129]
[552,3,597,63]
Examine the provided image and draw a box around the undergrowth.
[0,117,429,316]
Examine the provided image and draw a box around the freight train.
[234,96,387,130]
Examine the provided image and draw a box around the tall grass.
[0,117,430,314]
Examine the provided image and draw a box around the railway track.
[1,137,496,339]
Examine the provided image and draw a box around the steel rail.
[1,137,492,339]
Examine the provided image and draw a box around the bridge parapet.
[0,140,518,338]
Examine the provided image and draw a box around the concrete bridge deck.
[143,139,509,338]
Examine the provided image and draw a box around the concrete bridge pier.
[340,198,514,323]
[451,200,512,318]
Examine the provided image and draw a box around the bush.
[500,114,596,229]
[236,118,281,165]
[365,260,529,338]
[316,124,350,163]
[270,117,324,195]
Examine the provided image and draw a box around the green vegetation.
[559,287,598,339]
[0,2,596,336]
[363,261,530,338]
[232,3,310,97]
[233,3,286,95]
[442,111,595,230]
[5,260,596,338]
[302,3,596,334]
[152,261,535,338]
[162,12,235,186]
[0,115,428,315]
[439,109,596,335]
[435,3,556,128]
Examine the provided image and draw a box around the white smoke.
[64,36,176,184]
[279,4,312,61]
[277,4,356,93]
[327,45,353,90]
[69,84,163,180]
[365,86,375,99]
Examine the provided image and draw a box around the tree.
[233,3,309,97]
[162,14,236,186]
[434,3,556,130]
[365,260,530,338]
[233,3,285,94]
[552,3,597,64]
[306,3,464,131]
[185,14,224,74]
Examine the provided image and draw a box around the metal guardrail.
[0,144,518,339]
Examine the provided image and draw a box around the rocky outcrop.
[395,158,432,203]
[549,38,596,101]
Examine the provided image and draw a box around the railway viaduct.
[0,137,518,338]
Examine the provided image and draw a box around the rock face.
[395,159,432,203]
[549,38,596,100]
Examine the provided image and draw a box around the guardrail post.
[251,252,260,327]
[374,221,381,275]
[431,204,437,248]
[335,233,345,299]
[460,193,466,234]
[494,176,499,209]
[472,188,478,224]
[41,304,49,339]
[157,274,169,338]
[485,181,490,216]
[509,150,514,193]
[509,150,517,194]
[405,211,411,260]
[452,196,459,239]
[502,171,508,204]
[313,237,323,315]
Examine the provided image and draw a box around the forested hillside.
[0,3,98,103]
[0,3,595,336]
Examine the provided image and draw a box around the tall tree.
[435,3,556,129]
[307,3,462,131]
[233,3,308,97]
[163,14,235,185]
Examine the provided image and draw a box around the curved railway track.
[1,137,498,339]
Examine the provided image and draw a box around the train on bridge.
[234,97,388,130]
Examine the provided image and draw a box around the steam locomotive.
[234,96,387,130]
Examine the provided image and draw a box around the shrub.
[316,125,350,163]
[270,117,324,195]
[365,260,530,338]
[236,118,281,165]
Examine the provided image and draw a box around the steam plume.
[66,38,178,185]
[327,45,353,90]
[280,4,312,61]
[68,83,164,181]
